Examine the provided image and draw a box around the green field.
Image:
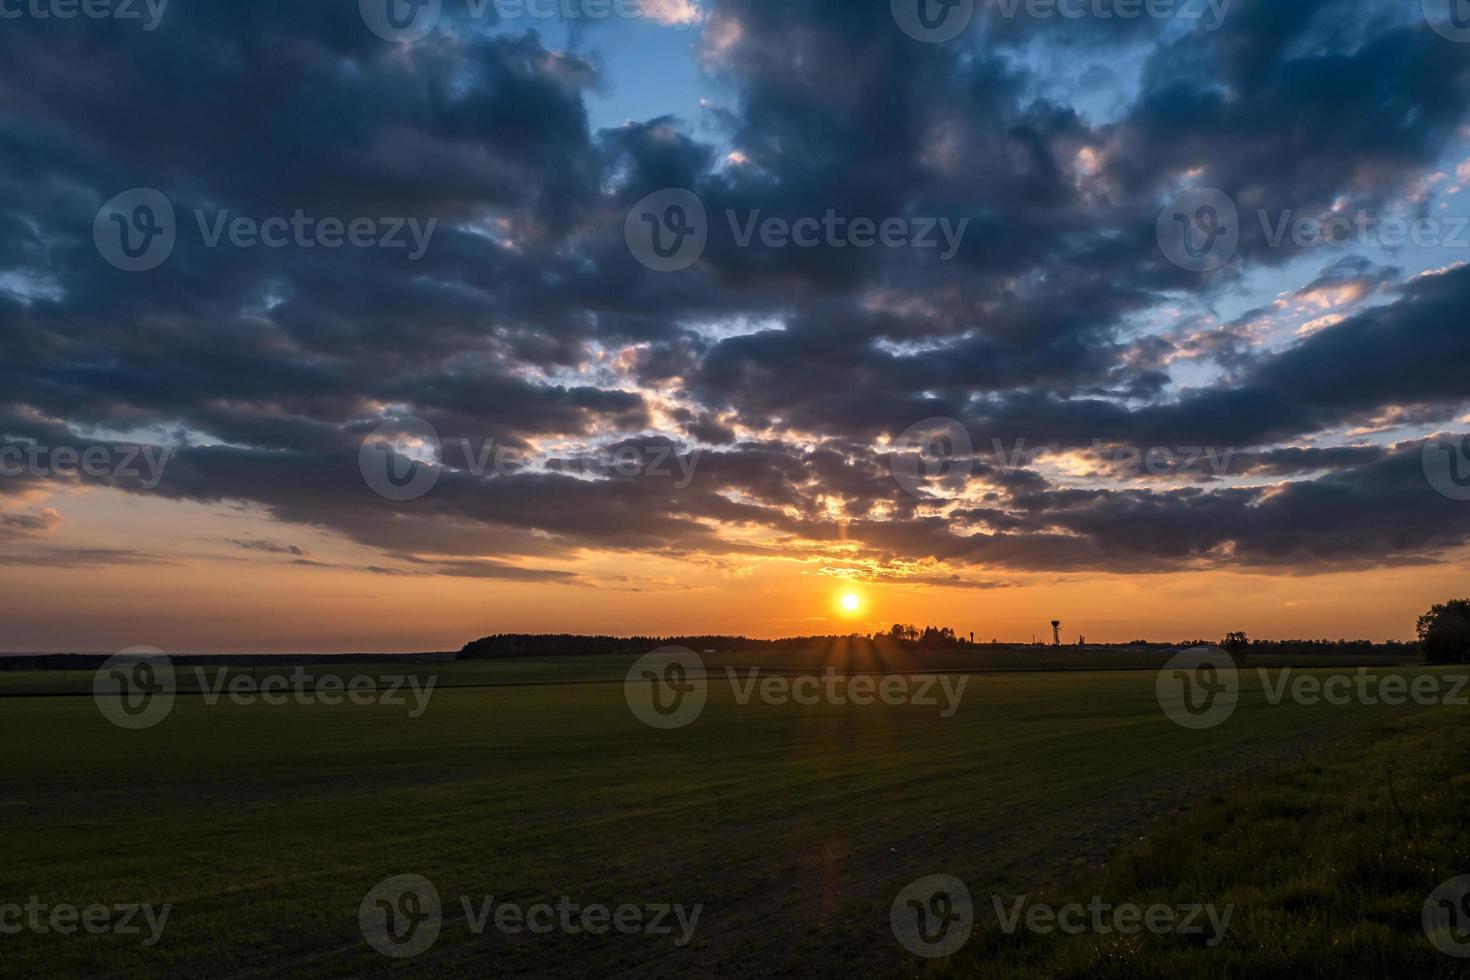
[0,644,1422,696]
[1,655,1466,978]
[948,703,1470,979]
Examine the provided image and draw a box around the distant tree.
[1222,631,1249,665]
[1417,600,1470,664]
[882,624,968,648]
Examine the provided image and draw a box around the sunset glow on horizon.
[0,476,1462,652]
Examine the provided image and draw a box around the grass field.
[1,655,1466,978]
[946,703,1470,979]
[0,644,1422,696]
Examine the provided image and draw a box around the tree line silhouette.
[456,600,1470,662]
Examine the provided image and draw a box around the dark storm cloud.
[1,0,1468,579]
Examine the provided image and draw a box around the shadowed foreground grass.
[939,704,1470,979]
[0,664,1465,977]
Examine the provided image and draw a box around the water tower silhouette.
[1051,620,1061,646]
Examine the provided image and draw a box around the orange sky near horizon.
[0,486,1460,653]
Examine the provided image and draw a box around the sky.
[3,0,1470,651]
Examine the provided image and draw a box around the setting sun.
[841,592,862,613]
